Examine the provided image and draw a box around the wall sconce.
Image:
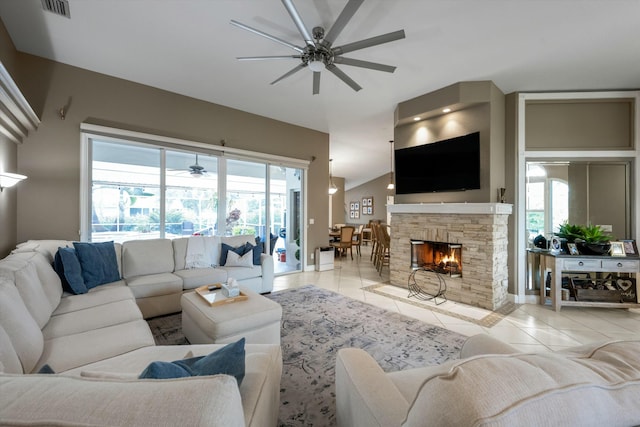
[0,172,27,192]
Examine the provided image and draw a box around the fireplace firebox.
[410,240,462,277]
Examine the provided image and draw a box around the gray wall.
[0,21,330,265]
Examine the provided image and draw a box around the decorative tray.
[195,284,248,306]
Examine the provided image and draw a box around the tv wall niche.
[394,132,480,195]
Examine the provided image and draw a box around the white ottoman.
[181,287,282,345]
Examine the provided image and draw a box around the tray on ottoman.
[195,285,248,306]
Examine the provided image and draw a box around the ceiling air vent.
[41,0,70,18]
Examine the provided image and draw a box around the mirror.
[525,160,631,245]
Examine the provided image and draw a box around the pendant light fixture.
[386,140,395,190]
[328,158,338,195]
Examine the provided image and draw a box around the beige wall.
[525,100,633,150]
[1,26,330,265]
[393,82,506,205]
[0,20,18,257]
[345,174,392,225]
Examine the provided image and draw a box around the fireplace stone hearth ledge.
[388,203,513,311]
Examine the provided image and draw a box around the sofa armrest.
[459,334,520,358]
[0,373,245,427]
[335,348,410,427]
[260,253,274,293]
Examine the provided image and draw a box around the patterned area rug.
[147,285,467,427]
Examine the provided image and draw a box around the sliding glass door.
[84,135,304,274]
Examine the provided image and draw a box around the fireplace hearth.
[411,240,462,277]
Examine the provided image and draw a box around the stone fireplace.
[388,203,512,310]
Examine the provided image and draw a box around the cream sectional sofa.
[0,248,282,427]
[336,334,640,427]
[12,235,274,318]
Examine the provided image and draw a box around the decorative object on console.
[555,222,612,255]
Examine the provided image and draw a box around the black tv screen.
[394,132,480,194]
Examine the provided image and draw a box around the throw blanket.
[186,236,212,268]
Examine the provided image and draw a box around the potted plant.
[556,223,611,255]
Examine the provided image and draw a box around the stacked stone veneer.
[389,212,510,310]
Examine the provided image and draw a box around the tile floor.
[273,245,640,352]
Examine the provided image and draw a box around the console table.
[540,253,640,311]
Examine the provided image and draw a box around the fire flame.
[441,253,459,265]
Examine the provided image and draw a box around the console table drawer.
[602,259,640,272]
[562,259,601,270]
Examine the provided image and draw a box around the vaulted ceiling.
[1,0,639,188]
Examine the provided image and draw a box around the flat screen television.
[394,132,480,194]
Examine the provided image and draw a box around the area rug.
[147,285,467,427]
[363,283,518,328]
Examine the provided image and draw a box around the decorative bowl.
[576,242,611,255]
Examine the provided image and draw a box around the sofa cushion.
[0,373,245,427]
[139,338,245,385]
[174,267,228,290]
[62,343,283,427]
[220,265,263,281]
[54,285,135,315]
[402,340,640,427]
[220,242,250,266]
[174,236,222,270]
[73,241,121,289]
[225,249,254,267]
[54,247,88,294]
[126,272,183,299]
[122,238,174,278]
[44,299,143,340]
[0,324,22,374]
[0,278,44,374]
[12,239,73,262]
[37,319,155,373]
[0,257,54,328]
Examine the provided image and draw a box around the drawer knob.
[578,261,584,266]
[617,262,623,267]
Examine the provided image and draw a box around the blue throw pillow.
[138,338,245,385]
[220,243,248,266]
[54,247,88,295]
[249,244,262,266]
[37,364,56,374]
[73,241,121,289]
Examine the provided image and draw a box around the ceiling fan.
[188,154,206,178]
[231,0,406,94]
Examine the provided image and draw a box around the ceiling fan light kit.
[232,0,405,94]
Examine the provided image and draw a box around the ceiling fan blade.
[326,64,362,92]
[238,55,302,61]
[333,56,396,73]
[312,71,320,95]
[281,0,315,47]
[332,29,406,55]
[230,20,304,53]
[321,0,364,48]
[271,63,307,85]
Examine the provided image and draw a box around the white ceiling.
[1,0,639,189]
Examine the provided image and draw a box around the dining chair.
[331,226,355,260]
[352,224,363,256]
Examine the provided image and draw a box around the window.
[81,126,308,274]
